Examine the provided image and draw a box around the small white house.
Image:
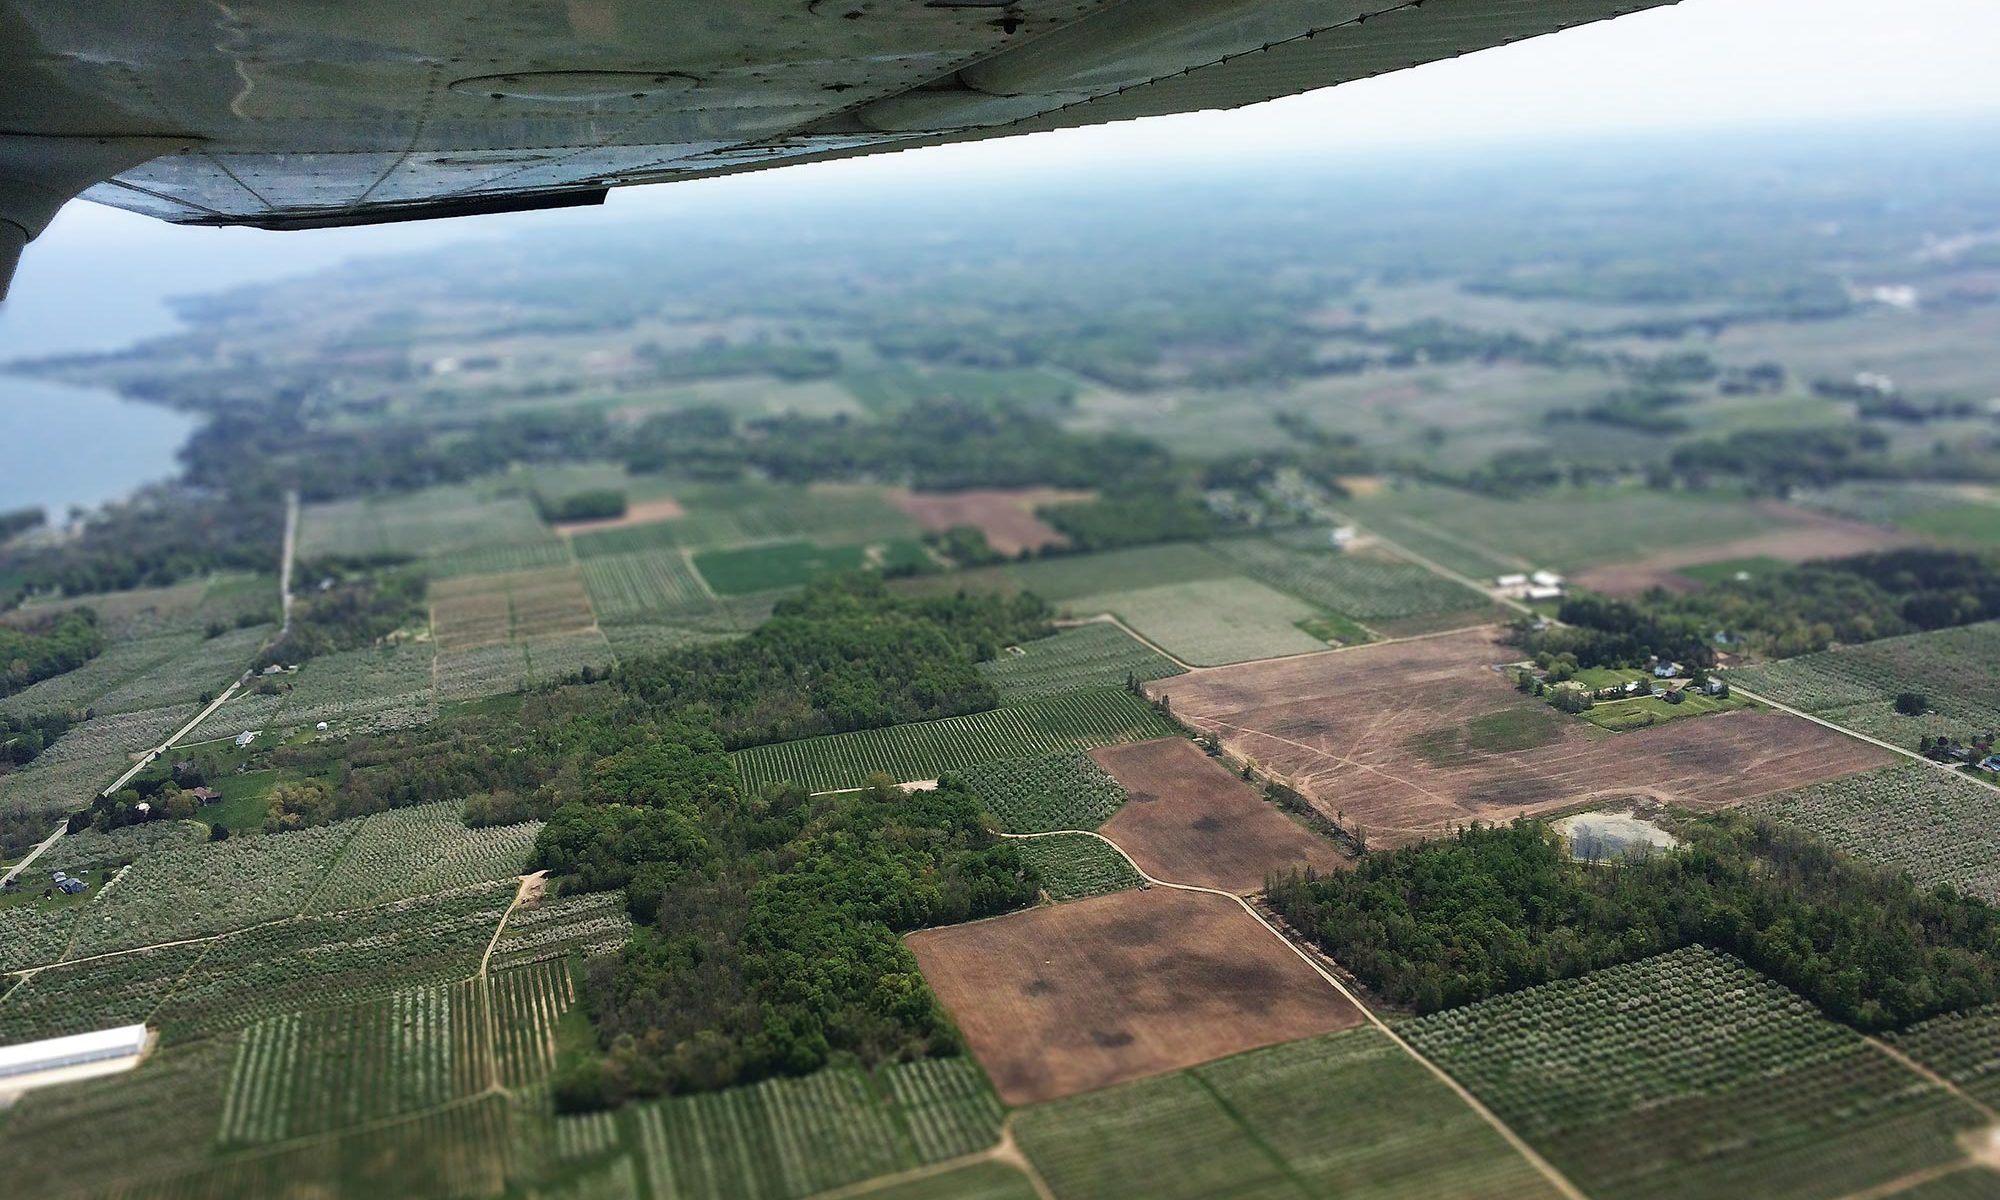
[1653,662,1681,678]
[234,731,256,748]
[316,721,330,732]
[1496,573,1528,588]
[1525,585,1563,601]
[1329,525,1359,550]
[1530,570,1563,588]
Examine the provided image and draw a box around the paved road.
[279,488,299,636]
[1726,683,2000,797]
[0,823,68,888]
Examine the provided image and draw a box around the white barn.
[0,1024,150,1082]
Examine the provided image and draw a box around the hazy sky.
[11,0,2000,299]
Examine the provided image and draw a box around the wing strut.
[0,134,191,300]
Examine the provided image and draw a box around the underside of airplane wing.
[0,0,1670,295]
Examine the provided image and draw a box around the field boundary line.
[1083,612,1194,671]
[1836,1160,1983,1200]
[1000,828,1592,1200]
[1332,511,1532,616]
[1866,1034,1999,1122]
[1726,685,2000,798]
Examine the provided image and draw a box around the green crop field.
[978,622,1184,703]
[579,548,715,620]
[1890,1006,2000,1110]
[955,752,1130,833]
[1014,1025,1561,1200]
[692,537,933,596]
[303,801,540,912]
[1014,833,1142,901]
[298,484,553,561]
[1901,502,2000,547]
[0,701,201,827]
[423,539,575,580]
[898,543,1244,604]
[1345,484,1794,574]
[1068,577,1328,666]
[733,689,1181,794]
[1729,621,2000,750]
[0,941,212,1043]
[570,481,922,559]
[0,631,207,719]
[274,642,437,733]
[1402,946,1987,1200]
[490,890,633,972]
[1751,764,2000,902]
[1675,555,1790,585]
[853,1163,1040,1200]
[1574,689,1752,732]
[1211,536,1489,632]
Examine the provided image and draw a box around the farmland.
[297,484,554,561]
[1890,1004,2000,1109]
[490,890,633,971]
[906,887,1364,1105]
[0,941,212,1043]
[570,480,922,559]
[899,542,1241,604]
[1568,505,1909,596]
[1092,737,1348,893]
[1065,577,1328,666]
[1728,620,2000,749]
[889,486,1088,555]
[978,621,1184,703]
[733,688,1181,794]
[691,537,932,595]
[274,642,436,732]
[1211,535,1492,635]
[954,751,1130,832]
[1013,1026,1562,1200]
[1013,833,1142,901]
[1751,764,2000,901]
[431,564,597,650]
[578,547,716,621]
[1342,485,1802,575]
[1402,946,1986,1200]
[1573,689,1753,732]
[491,957,579,1088]
[1151,628,1894,848]
[302,801,540,912]
[0,701,199,825]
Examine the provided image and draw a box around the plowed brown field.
[907,888,1363,1105]
[1092,738,1348,893]
[1572,503,1909,596]
[1149,627,1894,848]
[889,487,1090,556]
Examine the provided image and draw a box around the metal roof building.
[0,1024,150,1080]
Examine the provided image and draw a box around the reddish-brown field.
[907,888,1363,1105]
[888,487,1091,556]
[552,496,686,535]
[1149,628,1895,849]
[1092,738,1348,893]
[1572,503,1909,596]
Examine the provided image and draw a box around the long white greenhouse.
[0,1024,150,1080]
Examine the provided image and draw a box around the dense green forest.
[1267,817,2000,1030]
[0,608,106,697]
[1521,548,2000,662]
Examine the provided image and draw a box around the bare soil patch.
[552,496,686,535]
[907,888,1362,1105]
[889,488,1093,556]
[1149,627,1894,849]
[1092,738,1347,893]
[1573,503,1910,596]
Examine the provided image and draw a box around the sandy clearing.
[1150,627,1894,848]
[888,488,1093,556]
[1092,738,1348,893]
[907,887,1364,1105]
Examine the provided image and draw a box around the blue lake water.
[0,376,199,519]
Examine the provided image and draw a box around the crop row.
[879,1057,1005,1163]
[579,549,715,621]
[1889,1004,2000,1109]
[1064,577,1326,667]
[976,622,1183,703]
[491,891,634,971]
[1750,763,2000,902]
[492,957,577,1089]
[1730,621,2000,745]
[274,643,436,733]
[298,485,548,560]
[306,802,539,912]
[0,940,209,1043]
[954,751,1130,833]
[1402,946,1984,1200]
[733,689,1181,795]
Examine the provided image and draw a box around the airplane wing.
[0,0,1669,295]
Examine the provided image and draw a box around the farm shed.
[0,1024,149,1081]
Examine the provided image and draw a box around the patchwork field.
[298,484,555,561]
[889,487,1088,555]
[569,481,922,558]
[1404,946,1988,1200]
[732,689,1181,794]
[1067,577,1328,666]
[1728,620,2000,750]
[577,547,715,622]
[907,887,1364,1105]
[1092,738,1348,893]
[956,752,1130,833]
[1013,833,1143,902]
[692,537,932,596]
[1013,1025,1562,1200]
[1751,764,2000,901]
[1151,628,1894,847]
[897,542,1241,604]
[978,621,1184,703]
[274,642,436,732]
[1571,503,1913,595]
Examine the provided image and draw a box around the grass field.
[274,642,436,733]
[978,622,1184,703]
[733,689,1181,794]
[1403,946,1987,1200]
[1015,833,1142,901]
[1751,764,2000,902]
[1067,577,1328,666]
[1345,484,1794,575]
[1575,689,1753,732]
[1901,502,2000,546]
[1675,555,1790,585]
[1013,1025,1561,1200]
[1211,535,1489,631]
[954,751,1130,833]
[896,543,1242,604]
[298,484,553,561]
[570,481,922,558]
[578,548,715,621]
[693,537,932,596]
[1729,621,2000,750]
[431,565,596,649]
